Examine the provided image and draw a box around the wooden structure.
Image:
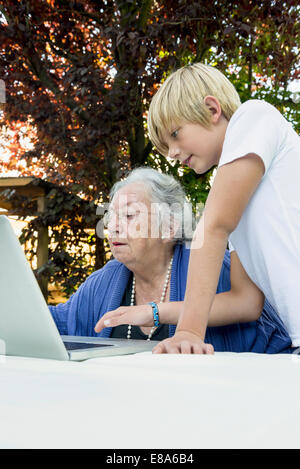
[0,176,99,302]
[0,177,57,299]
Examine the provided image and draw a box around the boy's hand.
[152,330,214,354]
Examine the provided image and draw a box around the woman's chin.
[111,248,130,264]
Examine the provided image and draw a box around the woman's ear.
[161,232,173,243]
[204,96,222,123]
[161,218,180,244]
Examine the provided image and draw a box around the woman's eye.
[171,129,178,138]
[127,212,137,219]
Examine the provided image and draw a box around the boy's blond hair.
[147,63,241,156]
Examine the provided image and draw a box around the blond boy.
[147,63,300,354]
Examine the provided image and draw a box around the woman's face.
[106,183,164,269]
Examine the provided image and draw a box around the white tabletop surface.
[0,351,300,449]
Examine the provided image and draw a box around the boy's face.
[162,120,227,174]
[161,98,228,174]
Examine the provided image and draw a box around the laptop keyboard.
[63,341,113,351]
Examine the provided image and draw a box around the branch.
[142,140,153,163]
[25,48,90,123]
[0,8,7,24]
[2,4,91,124]
[247,34,253,99]
[0,4,12,25]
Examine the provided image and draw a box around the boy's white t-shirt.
[218,99,300,346]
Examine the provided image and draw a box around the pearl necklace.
[127,256,174,341]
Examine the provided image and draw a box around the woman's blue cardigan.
[49,243,292,353]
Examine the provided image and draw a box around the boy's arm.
[172,250,265,326]
[208,251,265,326]
[153,154,265,354]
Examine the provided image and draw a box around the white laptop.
[0,216,158,361]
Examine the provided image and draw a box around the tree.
[1,1,298,179]
[0,0,299,296]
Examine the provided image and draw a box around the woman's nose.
[107,213,119,235]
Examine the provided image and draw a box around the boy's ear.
[204,96,222,123]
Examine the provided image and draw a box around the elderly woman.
[49,168,292,353]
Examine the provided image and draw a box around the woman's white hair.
[109,167,195,242]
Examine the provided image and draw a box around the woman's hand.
[95,302,183,333]
[152,330,214,354]
[94,304,153,333]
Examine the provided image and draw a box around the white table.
[0,352,300,449]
